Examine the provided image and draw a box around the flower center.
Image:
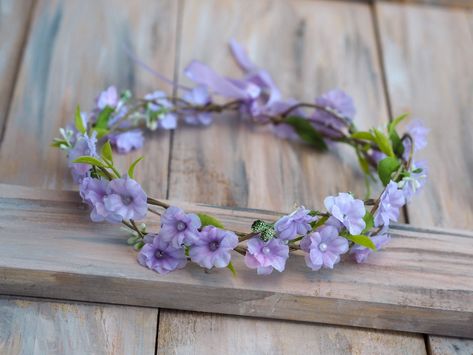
[176,221,187,232]
[154,249,165,259]
[262,246,271,255]
[209,241,220,252]
[121,195,133,205]
[318,242,328,252]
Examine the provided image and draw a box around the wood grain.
[168,0,389,209]
[0,0,179,352]
[376,1,473,346]
[428,336,473,355]
[160,0,420,352]
[0,0,177,196]
[375,2,473,230]
[157,310,426,355]
[0,296,158,355]
[0,185,471,338]
[0,0,34,140]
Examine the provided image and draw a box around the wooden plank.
[377,0,473,10]
[168,0,389,209]
[0,0,176,196]
[161,0,421,352]
[375,1,473,347]
[0,0,179,351]
[0,185,471,338]
[375,2,473,230]
[157,310,426,355]
[0,0,34,140]
[0,296,158,355]
[428,336,473,355]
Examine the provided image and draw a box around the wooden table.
[1,0,473,354]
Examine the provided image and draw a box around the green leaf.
[344,235,376,250]
[377,157,401,186]
[284,116,327,151]
[128,156,144,179]
[372,128,395,157]
[388,113,408,135]
[72,156,107,168]
[93,127,110,139]
[95,107,114,129]
[101,140,113,164]
[362,212,374,233]
[389,129,405,157]
[357,152,371,175]
[310,215,328,230]
[198,213,225,229]
[351,131,375,142]
[133,241,145,251]
[74,106,86,134]
[227,261,237,277]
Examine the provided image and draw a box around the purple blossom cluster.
[80,176,147,223]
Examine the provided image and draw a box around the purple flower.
[311,89,355,138]
[103,177,148,223]
[67,131,98,182]
[80,177,110,222]
[350,234,391,263]
[97,86,119,110]
[324,193,366,235]
[300,226,348,270]
[160,206,201,248]
[274,206,316,241]
[138,235,187,274]
[374,181,405,227]
[189,226,238,269]
[109,129,144,154]
[144,91,177,129]
[182,85,213,125]
[403,120,429,159]
[244,237,289,275]
[399,160,428,202]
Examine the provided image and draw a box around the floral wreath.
[52,40,428,276]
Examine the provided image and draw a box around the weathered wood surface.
[0,185,472,339]
[157,310,426,355]
[0,0,175,196]
[0,296,158,355]
[160,0,409,351]
[428,336,473,355]
[0,0,34,139]
[0,0,178,352]
[376,1,473,349]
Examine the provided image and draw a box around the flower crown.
[52,40,428,276]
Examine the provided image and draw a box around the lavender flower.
[144,91,177,130]
[374,181,405,227]
[403,120,429,159]
[67,131,98,182]
[324,192,366,235]
[311,89,355,138]
[350,234,390,263]
[80,177,110,222]
[138,235,187,274]
[274,206,316,241]
[244,237,289,275]
[182,85,213,125]
[189,226,238,269]
[97,86,119,110]
[103,177,148,223]
[300,226,348,270]
[109,129,144,154]
[399,160,428,202]
[160,206,201,248]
